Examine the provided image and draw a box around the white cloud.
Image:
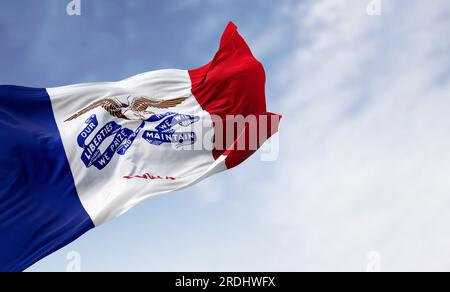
[249,0,450,271]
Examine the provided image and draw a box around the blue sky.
[1,0,450,271]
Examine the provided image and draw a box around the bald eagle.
[64,96,188,122]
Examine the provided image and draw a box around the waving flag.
[0,22,281,271]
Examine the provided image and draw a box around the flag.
[0,22,281,271]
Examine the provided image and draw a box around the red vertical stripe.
[189,22,281,169]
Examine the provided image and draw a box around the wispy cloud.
[243,0,450,271]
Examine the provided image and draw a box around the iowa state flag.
[0,22,281,271]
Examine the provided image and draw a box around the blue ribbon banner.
[143,112,199,147]
[77,115,99,147]
[117,121,145,155]
[142,131,197,146]
[75,112,200,170]
[147,112,200,132]
[77,115,137,170]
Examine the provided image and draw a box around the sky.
[1,0,450,271]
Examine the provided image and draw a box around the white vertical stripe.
[47,69,225,225]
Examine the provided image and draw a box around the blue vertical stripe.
[0,86,94,272]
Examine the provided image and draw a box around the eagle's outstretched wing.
[131,96,188,112]
[65,98,129,122]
